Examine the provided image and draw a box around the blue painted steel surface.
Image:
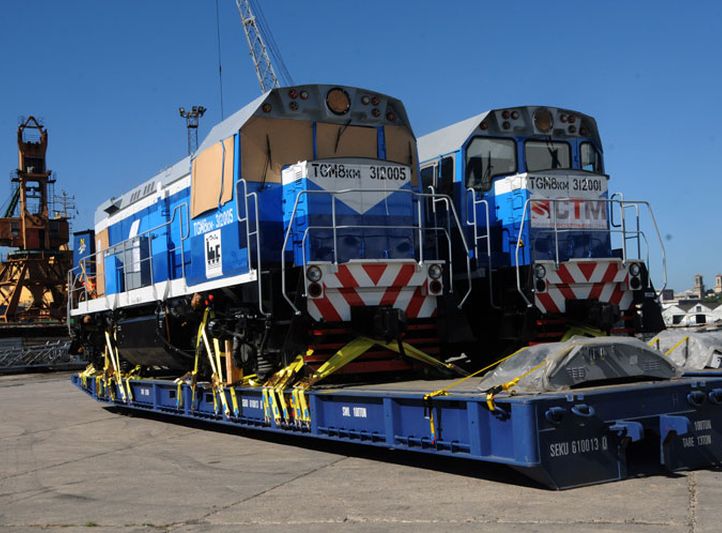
[282,177,417,266]
[418,110,611,270]
[102,186,192,293]
[71,374,722,489]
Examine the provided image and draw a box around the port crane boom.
[234,0,292,93]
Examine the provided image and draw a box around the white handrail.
[68,202,190,313]
[466,188,498,309]
[236,179,268,316]
[281,187,473,315]
[513,197,667,307]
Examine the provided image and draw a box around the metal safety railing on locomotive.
[67,202,191,315]
[280,187,473,315]
[513,196,667,307]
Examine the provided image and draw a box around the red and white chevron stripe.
[306,261,440,322]
[534,260,634,314]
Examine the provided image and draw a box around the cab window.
[525,141,571,172]
[438,156,454,195]
[580,143,603,173]
[466,137,516,192]
[420,164,436,190]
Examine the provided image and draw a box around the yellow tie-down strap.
[422,346,530,442]
[483,359,548,412]
[646,335,690,358]
[79,364,96,388]
[560,325,607,342]
[305,336,467,389]
[263,355,306,425]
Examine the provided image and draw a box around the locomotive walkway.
[1,373,720,532]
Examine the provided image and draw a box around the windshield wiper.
[334,119,353,154]
[482,151,493,189]
[545,137,561,169]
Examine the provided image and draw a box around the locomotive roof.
[95,155,190,224]
[196,83,412,153]
[417,106,600,163]
[96,84,412,225]
[418,111,491,162]
[195,91,269,154]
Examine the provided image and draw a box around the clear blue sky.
[1,0,720,291]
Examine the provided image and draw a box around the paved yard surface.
[1,373,720,532]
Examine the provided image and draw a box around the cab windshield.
[525,141,571,172]
[581,142,603,173]
[466,137,516,191]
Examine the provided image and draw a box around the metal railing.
[235,179,268,316]
[67,202,190,316]
[513,197,667,307]
[465,188,499,309]
[281,188,473,316]
[0,339,80,372]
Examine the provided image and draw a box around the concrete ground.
[0,373,720,533]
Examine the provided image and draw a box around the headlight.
[629,263,641,277]
[306,265,322,282]
[326,88,351,115]
[428,264,443,280]
[534,264,547,279]
[533,108,553,133]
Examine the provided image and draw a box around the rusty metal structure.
[0,116,71,323]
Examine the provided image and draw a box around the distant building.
[660,288,675,301]
[662,301,721,326]
[694,274,705,299]
[660,273,722,327]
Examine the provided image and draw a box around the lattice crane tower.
[0,117,71,322]
[235,0,293,93]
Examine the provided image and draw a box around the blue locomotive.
[69,85,471,377]
[418,106,666,348]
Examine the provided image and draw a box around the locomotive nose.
[351,305,408,343]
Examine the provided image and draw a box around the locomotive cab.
[418,106,666,351]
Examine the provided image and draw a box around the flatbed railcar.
[72,370,722,490]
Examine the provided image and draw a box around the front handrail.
[513,197,667,307]
[281,187,473,315]
[67,202,190,315]
[236,179,268,316]
[466,188,498,309]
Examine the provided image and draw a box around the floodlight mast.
[178,105,207,155]
[235,0,292,93]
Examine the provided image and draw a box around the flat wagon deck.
[72,373,722,489]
